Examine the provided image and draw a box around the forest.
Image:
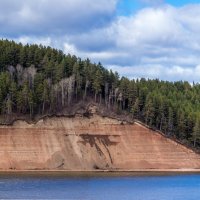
[0,39,200,149]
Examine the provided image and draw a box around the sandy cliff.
[0,111,200,171]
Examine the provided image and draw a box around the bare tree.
[7,66,16,81]
[16,64,23,86]
[23,65,37,88]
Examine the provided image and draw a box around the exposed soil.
[0,108,200,171]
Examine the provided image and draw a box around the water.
[0,173,200,199]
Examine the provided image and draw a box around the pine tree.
[144,95,155,126]
[131,98,140,119]
[93,69,103,103]
[191,116,200,147]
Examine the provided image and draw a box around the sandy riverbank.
[0,113,200,171]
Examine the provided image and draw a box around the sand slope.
[0,114,200,170]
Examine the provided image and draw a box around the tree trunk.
[123,100,125,110]
[84,85,87,100]
[61,82,65,107]
[42,101,45,115]
[76,87,78,101]
[194,139,196,147]
[160,117,163,131]
[95,93,97,102]
[100,93,102,105]
[84,80,89,100]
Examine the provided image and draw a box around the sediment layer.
[0,112,200,171]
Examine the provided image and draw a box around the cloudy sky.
[1,0,200,82]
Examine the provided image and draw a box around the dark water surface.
[0,173,200,199]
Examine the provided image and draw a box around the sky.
[1,0,200,82]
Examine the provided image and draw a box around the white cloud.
[2,1,200,82]
[92,4,200,81]
[108,64,200,82]
[63,41,128,61]
[113,6,181,47]
[64,42,77,55]
[16,36,52,47]
[0,0,118,36]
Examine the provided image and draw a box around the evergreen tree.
[191,116,200,147]
[93,69,103,103]
[1,39,200,149]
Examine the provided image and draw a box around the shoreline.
[0,169,200,177]
[1,168,200,172]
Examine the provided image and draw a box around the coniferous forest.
[1,39,200,149]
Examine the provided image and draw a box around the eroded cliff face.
[0,111,200,170]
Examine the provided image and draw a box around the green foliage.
[191,115,200,147]
[1,39,200,149]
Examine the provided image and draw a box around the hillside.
[0,39,200,151]
[0,107,200,171]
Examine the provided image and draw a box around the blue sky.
[167,0,200,6]
[117,0,138,15]
[117,0,200,15]
[1,0,200,82]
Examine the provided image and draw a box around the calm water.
[0,173,200,199]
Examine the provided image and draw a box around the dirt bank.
[0,111,200,171]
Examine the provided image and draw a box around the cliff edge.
[0,107,200,171]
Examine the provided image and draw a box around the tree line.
[1,39,200,148]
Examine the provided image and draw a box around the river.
[0,173,200,199]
